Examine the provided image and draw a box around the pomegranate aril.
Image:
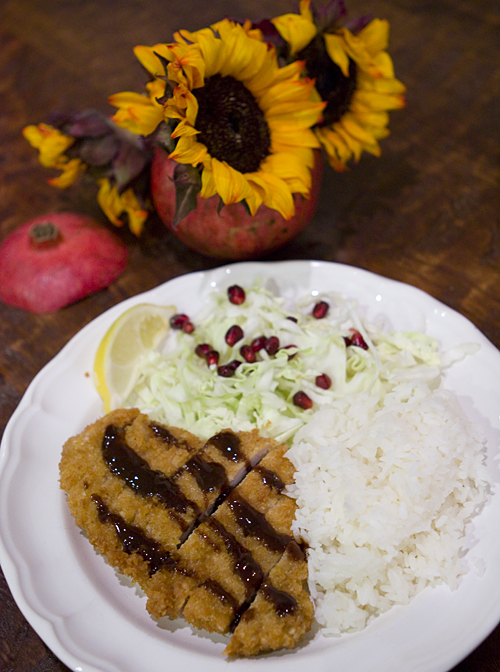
[182,320,195,334]
[170,313,190,329]
[250,335,267,352]
[312,301,329,319]
[240,344,256,363]
[265,336,280,356]
[315,373,332,389]
[225,324,244,346]
[349,329,369,350]
[206,350,220,366]
[218,360,241,377]
[293,391,313,409]
[195,343,212,358]
[228,284,246,305]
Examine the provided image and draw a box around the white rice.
[286,380,489,635]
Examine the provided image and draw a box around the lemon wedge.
[94,303,176,412]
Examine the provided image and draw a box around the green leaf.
[148,121,176,153]
[171,163,202,228]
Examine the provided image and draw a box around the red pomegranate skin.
[151,147,323,260]
[0,212,128,313]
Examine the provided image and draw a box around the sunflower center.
[298,35,357,128]
[194,74,271,174]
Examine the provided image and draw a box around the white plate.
[1,260,499,672]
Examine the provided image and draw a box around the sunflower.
[110,19,325,219]
[23,113,151,234]
[272,0,406,171]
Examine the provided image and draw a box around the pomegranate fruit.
[0,212,127,313]
[150,147,323,260]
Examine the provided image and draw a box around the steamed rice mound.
[286,381,488,635]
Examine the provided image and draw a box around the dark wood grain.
[0,0,499,670]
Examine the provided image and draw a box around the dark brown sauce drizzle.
[285,539,307,562]
[91,494,183,576]
[227,495,292,552]
[184,454,228,493]
[207,431,244,463]
[207,518,263,597]
[261,580,298,616]
[102,425,197,515]
[202,578,239,609]
[254,465,285,492]
[150,422,195,453]
[150,422,177,443]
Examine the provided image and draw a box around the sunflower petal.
[199,163,218,199]
[169,135,207,164]
[109,91,164,135]
[323,33,351,77]
[47,158,84,188]
[340,114,380,146]
[261,152,313,194]
[271,12,317,56]
[358,19,389,56]
[211,158,251,205]
[355,90,406,111]
[133,44,174,78]
[246,172,295,219]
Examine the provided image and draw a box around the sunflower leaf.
[239,199,252,216]
[172,163,202,228]
[148,121,176,153]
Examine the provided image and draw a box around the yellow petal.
[323,34,350,77]
[170,119,199,139]
[165,86,199,125]
[315,127,352,171]
[109,91,164,135]
[166,42,205,89]
[340,114,379,146]
[271,12,317,56]
[258,77,317,111]
[133,44,174,78]
[97,179,123,226]
[269,125,321,150]
[261,152,313,194]
[370,51,395,79]
[47,158,85,188]
[199,164,218,199]
[246,172,295,219]
[355,90,406,111]
[23,124,74,166]
[211,158,251,205]
[358,19,389,56]
[266,100,325,129]
[244,186,264,216]
[299,0,313,23]
[169,135,207,164]
[120,188,149,235]
[334,123,372,161]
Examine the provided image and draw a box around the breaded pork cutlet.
[59,409,313,656]
[179,443,299,634]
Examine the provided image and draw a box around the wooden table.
[0,0,499,669]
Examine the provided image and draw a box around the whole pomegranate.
[0,212,127,313]
[151,147,323,260]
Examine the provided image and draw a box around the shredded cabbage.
[124,281,458,442]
